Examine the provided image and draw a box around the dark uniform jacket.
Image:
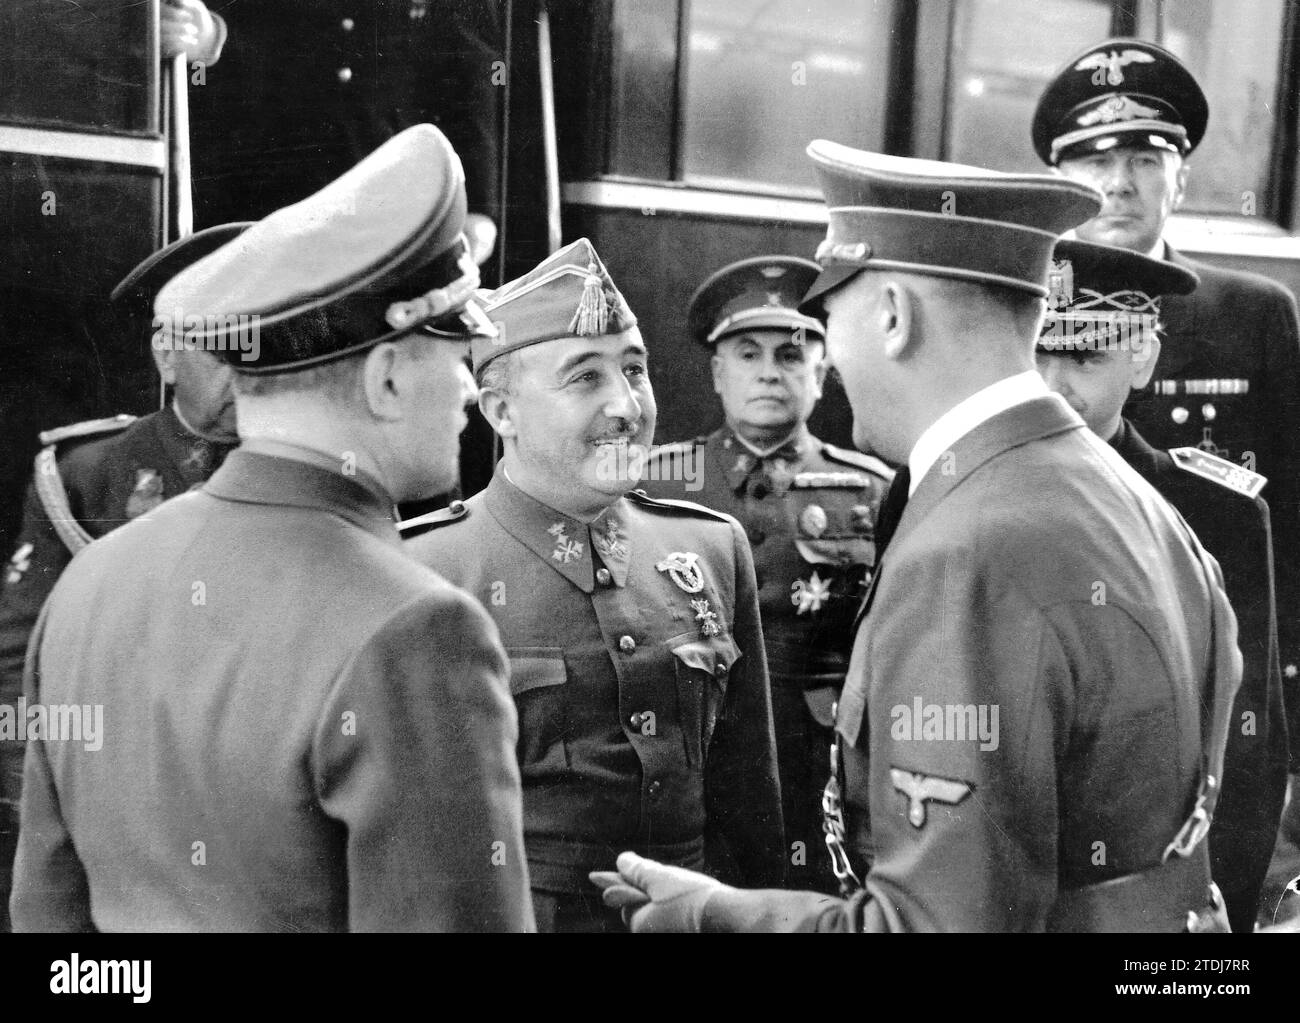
[1110,417,1289,932]
[718,396,1242,932]
[191,1,502,226]
[10,447,531,932]
[1125,247,1300,733]
[0,407,234,931]
[405,464,785,897]
[640,425,890,890]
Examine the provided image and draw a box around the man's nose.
[603,372,643,422]
[1101,159,1136,194]
[757,352,782,380]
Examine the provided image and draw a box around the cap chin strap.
[384,237,482,331]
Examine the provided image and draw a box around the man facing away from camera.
[594,141,1241,933]
[10,124,533,932]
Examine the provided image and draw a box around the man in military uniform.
[1032,35,1300,726]
[0,222,250,932]
[1035,237,1289,931]
[640,256,890,892]
[9,124,532,931]
[594,142,1241,933]
[403,238,785,932]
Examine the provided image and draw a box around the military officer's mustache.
[590,419,645,443]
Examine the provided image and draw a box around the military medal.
[690,598,721,637]
[799,503,828,538]
[655,551,704,593]
[592,516,628,563]
[5,541,33,586]
[547,522,584,564]
[125,468,164,519]
[791,571,831,615]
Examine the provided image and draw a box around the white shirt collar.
[907,370,1050,495]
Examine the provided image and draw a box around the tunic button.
[619,635,636,654]
[337,67,353,83]
[1171,405,1189,425]
[648,780,662,798]
[449,499,465,515]
[629,712,643,728]
[714,662,728,677]
[596,567,612,585]
[341,17,355,31]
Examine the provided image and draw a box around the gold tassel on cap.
[569,262,609,336]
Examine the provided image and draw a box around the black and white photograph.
[1,0,1299,995]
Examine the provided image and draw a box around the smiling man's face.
[498,328,656,514]
[1057,144,1187,254]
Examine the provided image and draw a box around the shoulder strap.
[625,490,733,524]
[32,446,94,555]
[820,442,896,481]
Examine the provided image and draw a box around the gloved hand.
[161,0,223,63]
[590,851,731,933]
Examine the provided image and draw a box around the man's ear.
[879,280,914,361]
[1172,158,1190,212]
[810,343,829,398]
[478,386,516,439]
[1131,334,1163,390]
[362,342,404,421]
[709,352,725,396]
[152,344,177,386]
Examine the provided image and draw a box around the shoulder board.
[38,414,137,447]
[1169,447,1267,500]
[819,442,895,481]
[32,447,94,555]
[647,437,706,461]
[398,500,469,540]
[627,490,734,524]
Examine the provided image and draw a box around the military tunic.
[1110,417,1289,931]
[10,447,532,932]
[641,426,890,891]
[1125,248,1300,712]
[0,406,234,932]
[404,464,784,928]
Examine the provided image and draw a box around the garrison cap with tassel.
[1031,37,1208,166]
[1037,238,1198,352]
[155,123,496,374]
[472,238,637,377]
[688,255,825,347]
[799,140,1103,313]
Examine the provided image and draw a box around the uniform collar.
[908,370,1049,495]
[485,463,632,592]
[719,424,810,496]
[204,444,400,544]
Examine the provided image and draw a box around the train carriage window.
[945,0,1114,174]
[1136,0,1288,216]
[604,0,895,192]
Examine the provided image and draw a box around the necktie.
[873,466,911,557]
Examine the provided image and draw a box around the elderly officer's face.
[710,329,827,443]
[500,328,656,514]
[1035,332,1161,441]
[1057,144,1187,254]
[168,348,239,443]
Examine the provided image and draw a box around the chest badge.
[5,541,34,585]
[791,571,832,615]
[890,768,972,828]
[547,522,585,564]
[125,468,165,519]
[656,551,705,594]
[690,598,721,637]
[799,504,828,538]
